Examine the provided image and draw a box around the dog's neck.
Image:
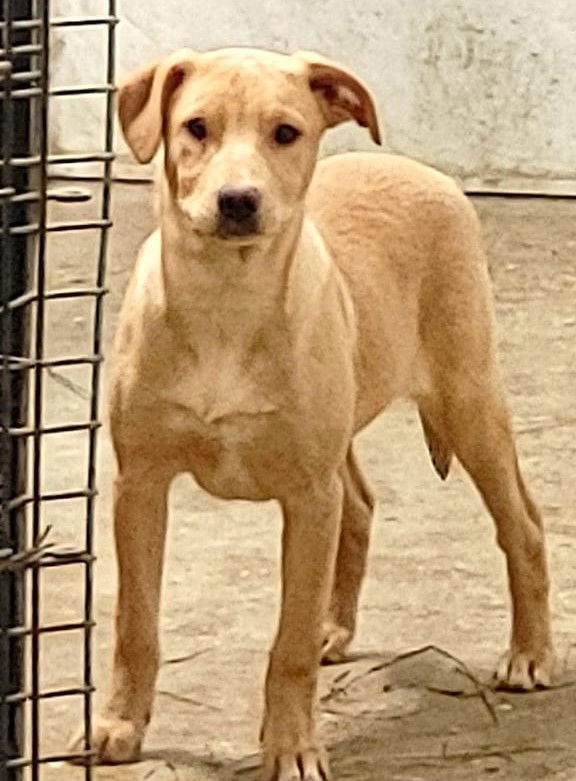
[154,197,325,423]
[142,189,344,424]
[159,198,313,349]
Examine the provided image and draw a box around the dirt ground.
[34,180,576,781]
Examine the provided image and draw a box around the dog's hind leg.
[419,379,554,690]
[322,447,375,663]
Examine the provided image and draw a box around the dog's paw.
[321,621,352,664]
[264,748,331,781]
[68,713,145,764]
[494,646,555,690]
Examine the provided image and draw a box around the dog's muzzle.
[217,186,261,237]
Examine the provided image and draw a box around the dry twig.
[156,688,222,712]
[322,644,499,724]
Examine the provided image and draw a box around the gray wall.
[51,0,576,191]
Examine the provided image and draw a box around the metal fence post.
[1,1,34,778]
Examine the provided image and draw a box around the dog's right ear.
[117,49,196,164]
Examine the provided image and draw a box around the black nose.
[217,186,261,223]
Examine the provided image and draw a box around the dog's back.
[308,152,495,429]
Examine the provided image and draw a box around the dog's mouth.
[216,215,261,241]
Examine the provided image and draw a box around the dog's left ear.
[296,51,382,145]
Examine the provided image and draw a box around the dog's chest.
[156,344,290,498]
[163,341,283,425]
[185,418,278,500]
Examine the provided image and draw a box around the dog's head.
[118,48,381,244]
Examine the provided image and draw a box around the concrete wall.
[50,0,576,190]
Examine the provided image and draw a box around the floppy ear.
[117,48,196,164]
[295,51,382,145]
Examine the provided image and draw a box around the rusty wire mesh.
[1,1,116,777]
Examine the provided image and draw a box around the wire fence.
[0,1,116,777]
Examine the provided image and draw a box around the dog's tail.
[419,411,452,481]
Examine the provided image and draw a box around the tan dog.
[87,48,554,780]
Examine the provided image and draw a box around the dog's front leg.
[262,477,343,781]
[73,458,174,763]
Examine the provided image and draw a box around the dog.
[83,48,554,780]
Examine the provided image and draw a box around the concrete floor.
[32,181,576,780]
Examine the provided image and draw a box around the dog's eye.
[185,118,207,141]
[274,124,301,145]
